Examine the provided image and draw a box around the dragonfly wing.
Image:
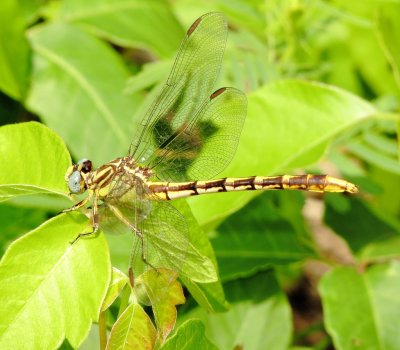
[98,172,151,234]
[131,197,215,283]
[130,12,228,165]
[146,87,247,181]
[100,176,215,282]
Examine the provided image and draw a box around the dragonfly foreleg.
[70,198,99,244]
[62,196,91,213]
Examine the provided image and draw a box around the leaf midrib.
[31,41,128,146]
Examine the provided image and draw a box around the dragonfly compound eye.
[77,158,93,174]
[68,171,82,193]
[81,160,93,174]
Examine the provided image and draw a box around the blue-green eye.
[68,171,81,193]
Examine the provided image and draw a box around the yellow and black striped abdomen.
[147,174,358,200]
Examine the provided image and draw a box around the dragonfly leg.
[69,228,99,245]
[106,203,159,271]
[136,230,158,272]
[70,198,99,244]
[62,196,90,213]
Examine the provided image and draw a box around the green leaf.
[181,278,229,313]
[0,212,111,349]
[182,270,292,350]
[376,2,400,89]
[160,319,218,350]
[101,268,129,312]
[319,262,400,350]
[27,22,143,164]
[0,204,46,255]
[59,0,183,58]
[189,80,375,226]
[213,192,315,281]
[363,131,399,157]
[78,324,101,350]
[332,0,400,96]
[0,0,30,100]
[325,195,400,261]
[369,165,400,217]
[125,60,171,94]
[106,303,156,350]
[136,269,185,345]
[348,140,400,175]
[0,122,71,201]
[19,0,42,25]
[397,119,400,159]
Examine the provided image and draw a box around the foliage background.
[0,0,400,349]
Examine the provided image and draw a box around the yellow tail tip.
[325,176,359,194]
[346,182,359,194]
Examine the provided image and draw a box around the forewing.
[146,87,247,181]
[130,12,228,164]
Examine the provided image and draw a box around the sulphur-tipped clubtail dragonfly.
[64,12,358,282]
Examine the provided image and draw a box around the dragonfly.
[64,12,358,285]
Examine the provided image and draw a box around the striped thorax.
[65,156,153,198]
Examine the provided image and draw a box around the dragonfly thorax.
[65,156,153,195]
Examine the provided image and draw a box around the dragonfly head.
[65,159,93,194]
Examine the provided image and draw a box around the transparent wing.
[97,173,151,235]
[133,195,216,281]
[130,198,188,277]
[99,176,212,281]
[145,87,247,181]
[130,12,228,165]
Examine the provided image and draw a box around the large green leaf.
[160,319,218,350]
[319,262,400,350]
[27,22,143,164]
[189,80,375,226]
[0,122,70,201]
[59,0,183,58]
[0,0,30,100]
[0,212,111,349]
[182,270,292,350]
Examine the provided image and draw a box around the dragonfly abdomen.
[147,174,358,200]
